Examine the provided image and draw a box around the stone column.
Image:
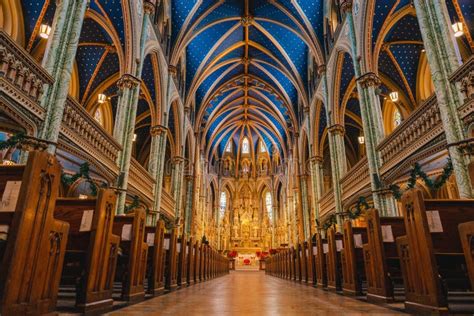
[341,1,399,215]
[40,0,88,152]
[148,124,168,225]
[291,149,306,242]
[309,156,324,231]
[115,2,155,214]
[184,175,194,235]
[413,0,473,198]
[300,174,311,239]
[171,156,185,227]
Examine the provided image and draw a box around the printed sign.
[354,234,363,248]
[426,210,443,233]
[336,240,343,252]
[381,225,394,242]
[79,210,94,232]
[146,233,155,246]
[0,181,22,212]
[121,224,132,241]
[323,243,329,254]
[164,238,170,250]
[313,246,317,255]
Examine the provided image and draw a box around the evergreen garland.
[346,196,370,220]
[390,159,453,200]
[61,162,99,196]
[124,195,140,213]
[0,133,25,151]
[321,214,337,231]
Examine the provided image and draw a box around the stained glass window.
[242,137,250,154]
[393,108,402,128]
[225,141,232,152]
[260,140,266,153]
[265,191,273,223]
[219,191,227,219]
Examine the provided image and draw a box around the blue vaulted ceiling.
[172,0,324,160]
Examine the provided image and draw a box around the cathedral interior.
[0,0,473,314]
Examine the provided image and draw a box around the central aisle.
[109,271,404,315]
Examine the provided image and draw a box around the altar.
[234,247,261,270]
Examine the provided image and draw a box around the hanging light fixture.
[389,91,399,102]
[97,93,107,104]
[39,24,52,39]
[452,22,464,37]
[358,135,365,144]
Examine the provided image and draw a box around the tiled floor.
[108,271,405,315]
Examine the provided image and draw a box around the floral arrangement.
[269,248,278,255]
[227,250,238,258]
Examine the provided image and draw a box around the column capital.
[172,156,185,164]
[168,65,178,77]
[328,124,345,135]
[317,64,327,75]
[340,0,353,14]
[150,124,168,136]
[143,0,156,15]
[309,155,323,164]
[356,72,381,88]
[117,73,141,89]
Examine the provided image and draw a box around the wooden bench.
[113,209,148,302]
[397,189,474,314]
[341,220,368,296]
[164,228,178,291]
[193,241,200,283]
[186,237,194,285]
[458,221,474,290]
[307,239,317,286]
[315,233,328,288]
[326,228,343,292]
[177,233,188,287]
[363,208,405,303]
[54,189,119,313]
[144,220,165,296]
[290,246,297,281]
[0,151,69,315]
[298,243,307,282]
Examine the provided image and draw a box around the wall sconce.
[39,24,52,39]
[98,93,107,104]
[133,133,137,142]
[389,91,399,102]
[358,135,365,144]
[452,22,464,37]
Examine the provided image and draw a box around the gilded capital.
[117,73,141,89]
[340,0,353,14]
[150,124,167,136]
[357,72,381,88]
[328,124,345,135]
[168,65,177,77]
[143,1,156,15]
[317,64,326,75]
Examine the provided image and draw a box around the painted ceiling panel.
[89,0,125,48]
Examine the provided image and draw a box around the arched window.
[219,191,227,220]
[265,191,273,224]
[225,141,232,153]
[393,108,402,128]
[94,107,103,126]
[242,137,250,154]
[260,140,266,153]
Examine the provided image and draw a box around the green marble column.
[115,2,155,214]
[40,0,88,152]
[148,124,168,225]
[342,2,398,216]
[171,156,185,226]
[413,0,473,198]
[184,175,194,235]
[320,65,346,233]
[309,156,323,231]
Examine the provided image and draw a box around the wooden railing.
[377,95,442,174]
[129,158,155,201]
[62,97,121,172]
[341,157,370,202]
[319,188,335,218]
[160,189,176,219]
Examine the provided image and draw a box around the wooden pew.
[144,220,165,296]
[458,222,474,290]
[113,209,148,302]
[164,228,178,291]
[177,233,188,287]
[397,189,474,314]
[54,189,119,313]
[0,151,69,316]
[186,237,194,286]
[341,220,368,296]
[193,241,200,283]
[308,239,317,286]
[363,208,405,303]
[326,228,343,292]
[290,246,297,281]
[315,233,328,288]
[298,243,307,283]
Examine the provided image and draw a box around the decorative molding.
[356,72,381,88]
[328,124,345,135]
[450,55,474,102]
[340,0,353,14]
[150,124,168,136]
[117,73,141,89]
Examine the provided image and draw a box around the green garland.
[0,133,25,151]
[124,195,140,213]
[61,162,99,196]
[390,159,453,200]
[346,196,370,220]
[320,214,337,231]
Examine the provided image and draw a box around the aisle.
[108,271,404,315]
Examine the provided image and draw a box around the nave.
[110,271,403,315]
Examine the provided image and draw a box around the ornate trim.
[117,73,141,89]
[150,124,168,136]
[356,72,381,88]
[328,124,345,135]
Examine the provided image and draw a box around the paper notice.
[381,225,394,242]
[306,249,308,256]
[323,243,329,254]
[177,243,181,253]
[147,233,155,246]
[354,234,363,248]
[121,224,132,241]
[0,181,21,212]
[186,246,189,255]
[336,240,343,252]
[79,210,94,232]
[313,246,317,255]
[0,225,9,240]
[164,238,170,250]
[426,210,443,233]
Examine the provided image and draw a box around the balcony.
[341,157,370,202]
[319,188,335,218]
[129,158,155,202]
[160,188,176,220]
